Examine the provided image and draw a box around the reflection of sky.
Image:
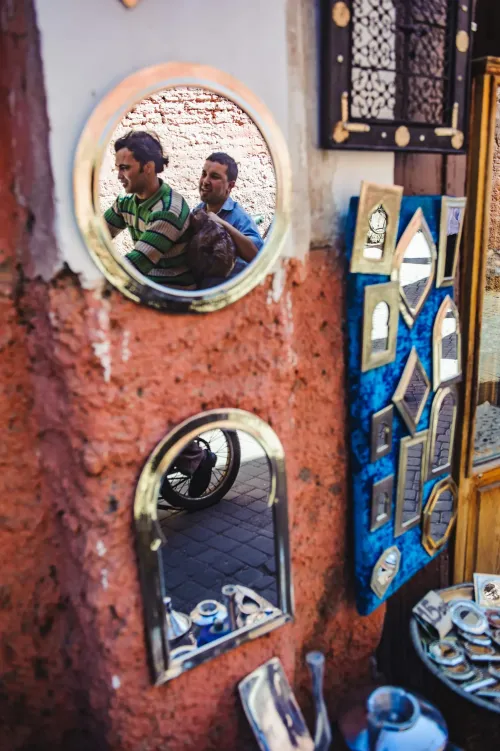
[371,302,389,341]
[400,232,432,286]
[447,207,462,236]
[441,358,458,380]
[442,313,457,338]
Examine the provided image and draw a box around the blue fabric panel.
[346,196,455,615]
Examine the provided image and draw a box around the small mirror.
[427,386,458,479]
[422,478,458,556]
[392,208,436,327]
[393,348,431,435]
[364,204,388,260]
[433,296,461,390]
[74,64,290,312]
[351,182,403,274]
[362,282,399,372]
[395,432,428,537]
[370,475,393,532]
[370,546,401,599]
[370,405,393,462]
[134,410,292,684]
[437,197,466,287]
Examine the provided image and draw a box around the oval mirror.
[74,64,291,312]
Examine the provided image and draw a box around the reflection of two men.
[104,130,264,290]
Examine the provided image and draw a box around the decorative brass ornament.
[391,208,437,328]
[370,474,394,532]
[436,197,466,287]
[333,121,349,143]
[134,408,293,685]
[394,431,428,537]
[451,131,465,150]
[432,296,462,391]
[361,282,400,373]
[332,1,350,27]
[456,30,470,53]
[351,182,403,274]
[474,574,500,611]
[422,477,458,556]
[370,405,393,462]
[73,63,291,313]
[392,348,431,436]
[119,0,141,6]
[370,545,401,599]
[426,386,458,480]
[395,126,410,147]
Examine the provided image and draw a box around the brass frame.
[436,197,467,288]
[74,63,291,313]
[391,208,437,328]
[350,181,403,274]
[361,281,400,373]
[473,573,500,610]
[422,477,458,556]
[427,386,458,480]
[432,296,462,391]
[370,545,401,599]
[134,409,293,685]
[392,348,431,436]
[370,405,394,462]
[370,474,394,532]
[395,431,429,538]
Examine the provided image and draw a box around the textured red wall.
[0,3,385,750]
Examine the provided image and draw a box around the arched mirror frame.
[391,207,437,328]
[351,181,403,274]
[361,281,400,372]
[432,296,462,391]
[426,385,458,480]
[74,62,291,313]
[134,408,293,685]
[422,477,458,557]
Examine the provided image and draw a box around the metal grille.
[351,0,452,124]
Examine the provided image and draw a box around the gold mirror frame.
[74,63,291,313]
[436,197,467,287]
[351,182,403,274]
[391,208,437,328]
[422,477,458,556]
[395,431,429,537]
[370,405,394,462]
[427,385,458,480]
[370,545,401,599]
[134,408,293,685]
[432,296,462,391]
[392,347,431,436]
[361,281,400,372]
[370,474,394,532]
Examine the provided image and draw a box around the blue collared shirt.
[196,197,264,254]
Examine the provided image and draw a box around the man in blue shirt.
[197,152,264,278]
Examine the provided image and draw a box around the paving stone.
[163,567,189,589]
[227,506,256,522]
[160,513,193,531]
[202,516,233,533]
[173,580,206,605]
[232,545,268,567]
[252,574,276,591]
[163,531,191,549]
[183,526,216,543]
[233,568,265,588]
[211,553,244,576]
[260,588,278,607]
[208,534,240,553]
[193,567,225,590]
[246,500,270,514]
[198,548,225,565]
[246,477,271,490]
[249,536,275,556]
[225,526,257,543]
[263,558,276,575]
[246,488,269,500]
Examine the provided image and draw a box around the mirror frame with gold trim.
[422,477,458,556]
[395,431,429,538]
[361,281,400,372]
[134,408,293,685]
[391,208,437,328]
[432,295,462,391]
[74,63,291,313]
[370,474,394,532]
[392,347,431,436]
[436,197,467,288]
[427,385,458,480]
[350,181,403,274]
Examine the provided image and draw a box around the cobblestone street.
[159,449,276,617]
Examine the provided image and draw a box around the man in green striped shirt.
[104,130,196,289]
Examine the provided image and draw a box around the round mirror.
[74,64,291,312]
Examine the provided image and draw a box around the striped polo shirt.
[104,180,195,289]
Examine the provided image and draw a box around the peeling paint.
[101,569,109,590]
[267,260,288,304]
[121,330,130,363]
[96,540,107,557]
[111,675,121,690]
[89,289,112,383]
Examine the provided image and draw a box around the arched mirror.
[364,205,388,261]
[74,63,291,312]
[427,386,458,480]
[362,281,399,372]
[134,409,293,684]
[371,301,390,353]
[392,208,437,327]
[351,181,403,274]
[433,296,461,390]
[422,478,458,556]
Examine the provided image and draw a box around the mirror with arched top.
[433,296,462,390]
[351,182,403,274]
[362,282,399,372]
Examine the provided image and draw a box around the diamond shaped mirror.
[393,348,431,435]
[433,296,461,390]
[392,209,437,327]
[422,478,458,556]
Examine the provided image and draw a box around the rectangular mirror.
[395,432,428,537]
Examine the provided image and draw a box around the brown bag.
[184,208,236,282]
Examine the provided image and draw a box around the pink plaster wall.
[0,3,385,749]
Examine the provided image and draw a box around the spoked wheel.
[159,429,241,512]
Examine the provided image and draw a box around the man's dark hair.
[206,152,238,183]
[114,130,169,173]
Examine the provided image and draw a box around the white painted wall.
[34,0,394,285]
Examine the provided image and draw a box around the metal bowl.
[410,582,500,715]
